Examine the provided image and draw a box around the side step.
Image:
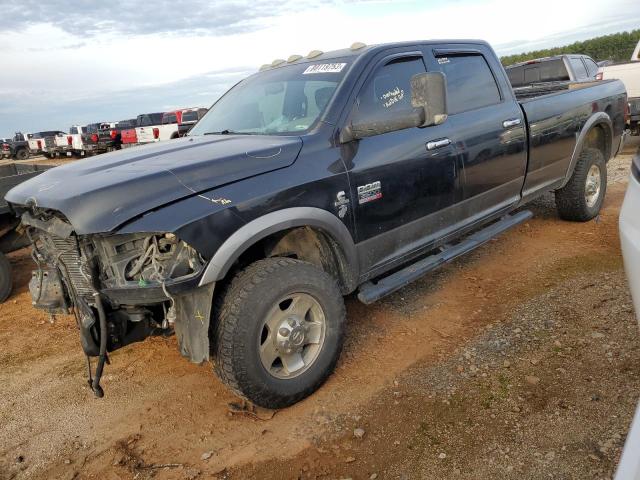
[357,210,533,304]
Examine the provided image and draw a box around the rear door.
[424,45,527,217]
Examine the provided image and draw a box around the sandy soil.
[0,139,638,480]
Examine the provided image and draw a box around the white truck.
[598,40,640,135]
[51,126,87,157]
[28,131,65,156]
[134,112,165,144]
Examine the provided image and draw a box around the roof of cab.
[258,39,491,72]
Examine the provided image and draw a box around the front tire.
[555,148,606,221]
[0,253,13,303]
[212,258,346,409]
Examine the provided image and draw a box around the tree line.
[501,29,640,66]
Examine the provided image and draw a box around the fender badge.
[357,181,382,204]
[334,191,350,218]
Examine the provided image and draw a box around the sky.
[1,0,639,138]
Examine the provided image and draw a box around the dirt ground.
[1,139,639,480]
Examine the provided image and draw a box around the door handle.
[426,138,451,150]
[502,118,522,128]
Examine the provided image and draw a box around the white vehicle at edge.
[617,145,640,480]
[599,40,640,136]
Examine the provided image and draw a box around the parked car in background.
[121,127,138,147]
[54,125,87,157]
[28,131,65,156]
[136,112,164,144]
[505,54,600,98]
[120,113,164,147]
[157,111,182,140]
[617,145,640,480]
[1,141,10,159]
[598,40,640,136]
[5,39,627,405]
[177,107,208,136]
[5,133,30,160]
[98,119,137,152]
[81,123,116,155]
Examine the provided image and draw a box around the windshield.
[190,61,349,136]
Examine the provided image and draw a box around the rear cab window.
[506,59,569,87]
[583,57,598,78]
[569,57,589,80]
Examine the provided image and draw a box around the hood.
[5,135,302,234]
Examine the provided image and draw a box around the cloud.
[0,65,252,135]
[1,0,345,37]
[1,0,639,137]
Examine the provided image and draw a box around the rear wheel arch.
[562,113,613,188]
[199,208,359,294]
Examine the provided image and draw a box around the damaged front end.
[22,209,214,397]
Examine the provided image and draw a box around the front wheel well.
[226,226,356,295]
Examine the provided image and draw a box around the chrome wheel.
[259,293,326,379]
[585,164,601,208]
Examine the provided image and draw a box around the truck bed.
[516,79,627,199]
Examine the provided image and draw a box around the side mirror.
[410,71,448,127]
[340,109,425,143]
[340,71,448,143]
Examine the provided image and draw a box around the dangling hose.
[91,292,108,398]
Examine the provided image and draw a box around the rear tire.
[212,258,346,409]
[555,147,606,221]
[15,148,29,160]
[0,253,12,303]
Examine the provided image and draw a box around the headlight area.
[26,218,214,397]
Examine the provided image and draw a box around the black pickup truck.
[2,133,31,160]
[5,40,627,407]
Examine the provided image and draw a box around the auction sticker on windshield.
[303,63,347,74]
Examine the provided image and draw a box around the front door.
[341,52,463,276]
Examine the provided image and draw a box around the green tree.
[501,29,640,66]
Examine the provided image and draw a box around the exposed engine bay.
[22,209,214,397]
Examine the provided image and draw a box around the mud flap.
[173,283,215,363]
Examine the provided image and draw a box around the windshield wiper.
[203,129,258,136]
[203,129,235,135]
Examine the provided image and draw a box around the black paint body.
[5,40,627,292]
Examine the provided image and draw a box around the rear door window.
[351,56,426,124]
[434,54,501,115]
[569,58,589,80]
